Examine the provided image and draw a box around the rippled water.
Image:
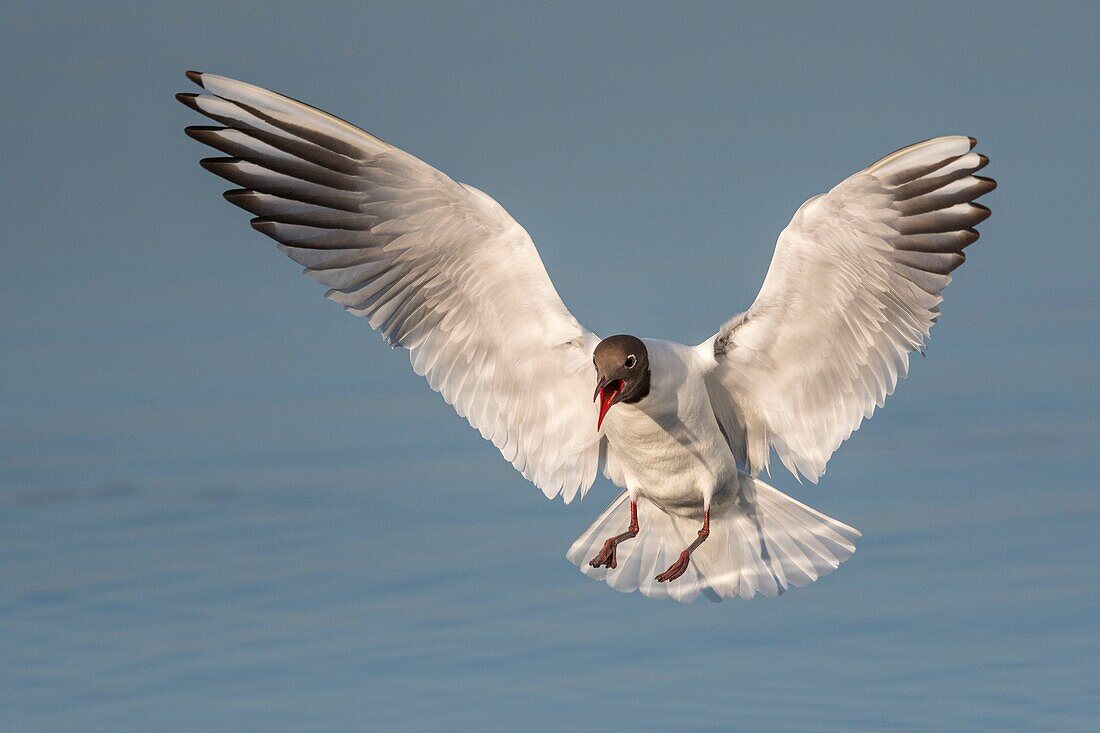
[3,382,1098,731]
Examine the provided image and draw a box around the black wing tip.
[223,189,260,212]
[185,70,205,87]
[967,136,978,149]
[968,203,992,228]
[184,125,224,142]
[974,175,997,193]
[223,188,253,202]
[175,91,200,110]
[199,156,241,173]
[249,217,278,236]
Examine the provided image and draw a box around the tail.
[566,476,860,602]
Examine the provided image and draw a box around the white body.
[574,338,861,603]
[602,339,736,515]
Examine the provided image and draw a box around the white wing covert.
[179,72,602,502]
[703,136,994,482]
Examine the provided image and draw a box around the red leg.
[656,508,710,583]
[588,500,639,569]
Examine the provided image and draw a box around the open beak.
[593,377,624,431]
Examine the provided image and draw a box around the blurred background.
[1,2,1097,731]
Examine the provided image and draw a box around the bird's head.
[593,334,651,430]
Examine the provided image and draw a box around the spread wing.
[178,71,602,502]
[701,136,995,482]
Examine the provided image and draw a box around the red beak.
[594,377,624,431]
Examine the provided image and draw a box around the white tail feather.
[566,476,860,602]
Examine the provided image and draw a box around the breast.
[602,341,737,506]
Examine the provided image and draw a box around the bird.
[177,71,994,602]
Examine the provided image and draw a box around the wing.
[178,71,602,502]
[702,136,994,482]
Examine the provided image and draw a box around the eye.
[625,355,637,369]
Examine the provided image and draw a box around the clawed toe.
[656,551,691,582]
[588,539,618,569]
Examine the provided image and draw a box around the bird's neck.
[621,368,651,404]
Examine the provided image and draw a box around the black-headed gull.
[178,72,994,602]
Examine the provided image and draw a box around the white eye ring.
[625,355,637,369]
